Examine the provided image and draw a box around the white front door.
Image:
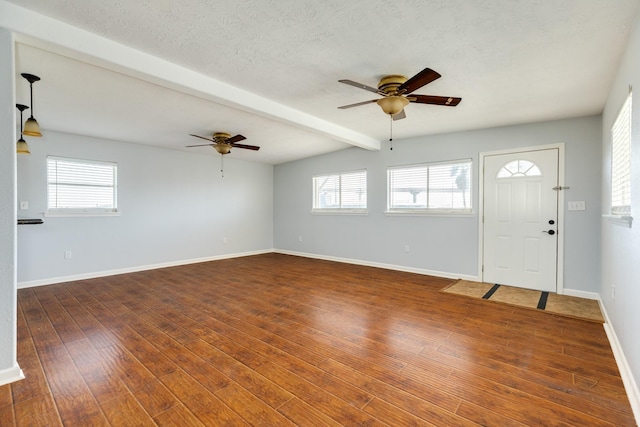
[483,148,559,292]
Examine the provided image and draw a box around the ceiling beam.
[0,0,380,151]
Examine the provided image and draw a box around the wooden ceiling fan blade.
[411,95,462,106]
[231,143,260,151]
[189,134,216,142]
[392,109,406,121]
[339,79,381,94]
[186,143,215,147]
[397,68,441,94]
[338,99,378,109]
[227,134,246,143]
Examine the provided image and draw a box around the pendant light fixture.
[21,73,42,137]
[16,104,30,154]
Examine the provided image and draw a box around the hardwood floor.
[0,253,635,426]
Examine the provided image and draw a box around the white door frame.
[478,143,566,294]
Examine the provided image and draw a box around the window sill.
[385,210,474,218]
[311,209,368,216]
[602,214,633,228]
[45,211,121,218]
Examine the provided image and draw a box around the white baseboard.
[600,302,640,425]
[562,288,600,300]
[274,249,479,282]
[0,364,25,387]
[18,248,476,289]
[17,249,273,289]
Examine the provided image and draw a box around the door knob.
[542,230,556,235]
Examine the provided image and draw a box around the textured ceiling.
[4,0,640,164]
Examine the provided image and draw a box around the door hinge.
[552,186,570,191]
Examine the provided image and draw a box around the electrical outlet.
[223,237,228,243]
[19,201,28,210]
[404,245,410,253]
[298,235,303,242]
[64,251,72,259]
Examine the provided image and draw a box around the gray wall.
[274,115,602,293]
[600,8,640,407]
[17,131,274,285]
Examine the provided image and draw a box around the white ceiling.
[5,0,640,164]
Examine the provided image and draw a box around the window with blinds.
[312,170,367,212]
[387,159,472,214]
[47,156,118,214]
[611,92,632,216]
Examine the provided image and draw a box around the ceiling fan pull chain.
[220,155,224,178]
[389,115,393,150]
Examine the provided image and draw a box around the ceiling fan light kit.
[377,96,409,116]
[214,145,232,155]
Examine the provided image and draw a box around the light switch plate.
[568,201,586,211]
[19,201,28,210]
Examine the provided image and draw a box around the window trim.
[386,158,473,216]
[311,169,368,214]
[45,156,119,217]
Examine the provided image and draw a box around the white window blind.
[611,93,632,215]
[47,156,118,214]
[388,159,472,213]
[313,170,367,212]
